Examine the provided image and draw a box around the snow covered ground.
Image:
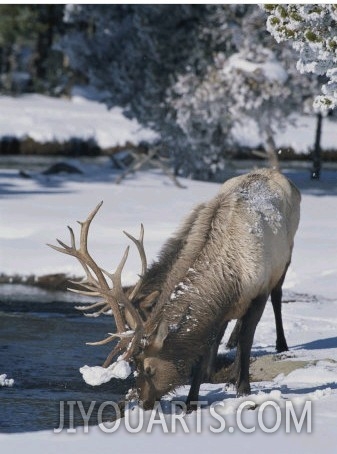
[1,93,337,451]
[1,165,337,451]
[0,94,157,149]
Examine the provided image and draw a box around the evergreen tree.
[0,5,65,94]
[0,5,38,92]
[263,4,337,111]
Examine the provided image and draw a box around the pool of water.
[0,286,133,433]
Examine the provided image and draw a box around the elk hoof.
[236,384,251,397]
[186,402,199,414]
[276,343,289,353]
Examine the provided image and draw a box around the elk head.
[133,320,190,409]
[48,202,190,409]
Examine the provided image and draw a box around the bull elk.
[49,168,301,409]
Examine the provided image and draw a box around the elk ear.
[152,321,169,351]
[139,291,160,316]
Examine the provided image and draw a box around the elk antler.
[48,201,147,367]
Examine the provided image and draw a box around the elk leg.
[234,293,268,396]
[205,322,228,380]
[226,319,241,349]
[185,357,205,409]
[227,262,291,354]
[186,322,229,409]
[271,263,290,353]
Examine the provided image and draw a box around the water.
[0,286,133,433]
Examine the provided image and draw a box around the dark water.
[0,285,133,433]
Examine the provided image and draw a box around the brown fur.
[133,169,301,409]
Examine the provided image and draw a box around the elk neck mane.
[144,191,246,339]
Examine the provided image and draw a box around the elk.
[49,168,301,410]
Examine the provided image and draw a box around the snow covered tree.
[263,4,337,112]
[167,55,232,179]
[165,5,249,178]
[62,5,220,176]
[62,6,212,122]
[168,6,318,172]
[224,7,320,169]
[63,5,263,177]
[62,5,320,179]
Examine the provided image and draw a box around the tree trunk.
[1,45,17,93]
[311,112,322,180]
[264,126,280,171]
[35,6,55,81]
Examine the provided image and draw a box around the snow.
[1,94,337,451]
[1,166,337,450]
[227,53,288,84]
[0,94,157,149]
[0,374,14,387]
[264,4,337,111]
[274,361,337,387]
[231,112,337,153]
[0,93,337,154]
[80,360,131,386]
[238,178,283,236]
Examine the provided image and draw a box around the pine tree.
[263,4,337,111]
[0,5,65,94]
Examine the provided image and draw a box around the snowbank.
[0,94,337,153]
[0,94,157,149]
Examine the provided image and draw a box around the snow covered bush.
[167,55,231,178]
